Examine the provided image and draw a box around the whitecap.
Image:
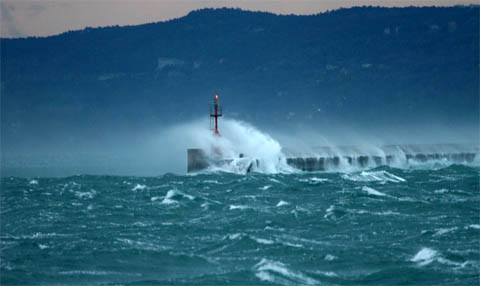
[25,232,69,239]
[225,233,243,240]
[74,190,96,199]
[117,238,134,245]
[434,188,449,194]
[260,185,271,190]
[436,257,470,268]
[133,222,149,227]
[38,244,48,249]
[467,224,480,229]
[132,184,147,191]
[160,189,195,205]
[433,227,457,237]
[324,205,335,218]
[29,179,38,185]
[281,241,303,248]
[375,211,402,216]
[276,200,290,207]
[299,177,329,184]
[264,226,285,232]
[324,254,337,261]
[254,258,318,285]
[313,270,338,277]
[58,270,140,276]
[398,197,417,202]
[59,270,110,275]
[411,247,438,266]
[361,186,387,197]
[269,178,281,184]
[180,191,195,200]
[343,170,405,183]
[256,271,276,283]
[161,190,178,204]
[310,177,329,183]
[254,237,274,245]
[229,205,250,210]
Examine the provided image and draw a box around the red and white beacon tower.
[210,94,223,136]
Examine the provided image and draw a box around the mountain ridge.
[1,6,479,153]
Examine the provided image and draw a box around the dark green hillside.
[1,6,478,148]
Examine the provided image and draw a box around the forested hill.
[1,6,479,146]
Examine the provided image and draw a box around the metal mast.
[210,94,222,136]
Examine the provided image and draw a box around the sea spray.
[152,118,479,174]
[160,118,294,174]
[211,120,294,173]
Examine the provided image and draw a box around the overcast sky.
[1,0,477,38]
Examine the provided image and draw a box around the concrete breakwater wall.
[187,144,478,173]
[286,152,477,171]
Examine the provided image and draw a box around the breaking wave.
[254,258,318,285]
[173,118,478,175]
[186,119,294,174]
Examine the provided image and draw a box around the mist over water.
[1,116,479,177]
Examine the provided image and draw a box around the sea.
[1,163,479,285]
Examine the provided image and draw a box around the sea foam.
[132,184,147,191]
[343,170,406,183]
[361,186,387,196]
[254,258,318,285]
[276,200,290,207]
[411,247,438,266]
[160,189,194,205]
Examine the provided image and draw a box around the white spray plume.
[150,118,293,174]
[146,118,479,175]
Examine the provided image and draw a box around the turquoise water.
[1,165,479,285]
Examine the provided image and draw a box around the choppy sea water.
[1,165,479,285]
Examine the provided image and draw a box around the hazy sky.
[1,0,478,38]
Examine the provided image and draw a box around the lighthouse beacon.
[210,94,222,136]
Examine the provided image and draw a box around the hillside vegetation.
[1,6,478,146]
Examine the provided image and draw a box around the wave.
[411,247,439,266]
[186,119,478,175]
[254,258,318,285]
[410,247,472,268]
[361,186,388,196]
[276,200,290,207]
[154,189,195,205]
[342,170,406,183]
[164,115,480,176]
[132,184,147,191]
